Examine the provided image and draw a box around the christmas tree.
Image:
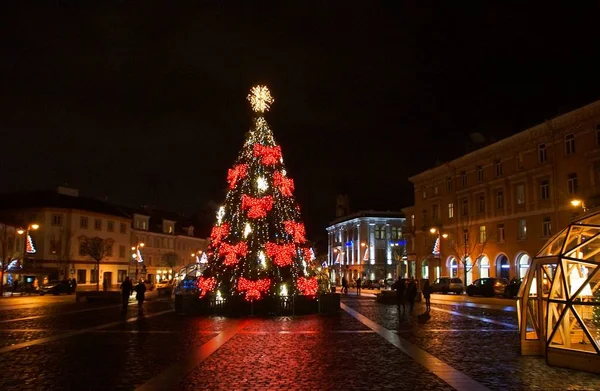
[198,86,319,302]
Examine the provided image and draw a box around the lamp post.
[131,242,144,281]
[16,223,40,268]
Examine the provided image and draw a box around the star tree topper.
[247,85,274,113]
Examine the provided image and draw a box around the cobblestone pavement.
[0,295,598,390]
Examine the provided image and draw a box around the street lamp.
[131,242,144,280]
[16,223,40,267]
[570,199,587,212]
[429,227,448,280]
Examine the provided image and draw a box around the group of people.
[340,276,362,295]
[120,277,147,314]
[392,278,432,314]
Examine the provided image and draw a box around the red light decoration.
[302,248,312,262]
[220,242,249,266]
[273,171,294,196]
[266,242,296,267]
[227,164,248,189]
[283,221,306,243]
[197,277,217,298]
[297,277,318,297]
[241,194,273,218]
[237,277,271,301]
[210,223,230,246]
[253,144,282,165]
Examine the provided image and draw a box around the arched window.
[517,253,531,278]
[465,257,473,285]
[497,254,510,279]
[422,260,429,279]
[479,256,490,278]
[449,257,458,278]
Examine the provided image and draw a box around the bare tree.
[448,217,489,286]
[161,251,180,276]
[78,236,114,291]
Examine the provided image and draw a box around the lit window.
[422,188,427,199]
[448,203,454,219]
[479,226,487,243]
[447,176,453,191]
[375,226,385,240]
[564,133,575,155]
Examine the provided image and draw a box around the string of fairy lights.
[198,86,318,301]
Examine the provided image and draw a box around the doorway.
[103,272,112,290]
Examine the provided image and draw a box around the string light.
[216,206,225,225]
[247,85,274,113]
[243,222,252,238]
[257,176,268,192]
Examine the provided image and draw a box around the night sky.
[2,2,600,245]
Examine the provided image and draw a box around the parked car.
[364,279,381,289]
[466,277,508,297]
[40,280,73,295]
[155,279,173,290]
[504,278,523,298]
[430,277,464,294]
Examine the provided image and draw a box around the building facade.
[130,211,208,284]
[408,100,600,285]
[325,211,405,284]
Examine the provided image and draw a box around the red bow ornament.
[220,242,249,266]
[266,242,296,267]
[241,195,273,219]
[253,144,282,166]
[238,277,271,301]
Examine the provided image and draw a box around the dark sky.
[2,2,600,244]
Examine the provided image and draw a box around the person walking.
[393,278,406,314]
[406,278,418,313]
[120,276,133,312]
[341,276,348,295]
[71,278,77,293]
[134,279,147,315]
[423,280,432,312]
[11,279,18,296]
[356,276,362,295]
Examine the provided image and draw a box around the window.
[564,133,575,155]
[516,152,524,170]
[538,143,547,163]
[50,240,61,255]
[120,223,127,234]
[79,242,86,256]
[479,226,487,243]
[434,185,438,195]
[410,215,415,228]
[497,224,505,242]
[77,269,86,284]
[376,248,386,264]
[119,245,126,258]
[477,165,483,182]
[422,188,427,199]
[461,199,469,216]
[517,219,527,240]
[567,173,578,194]
[461,171,467,187]
[494,159,503,177]
[106,245,113,257]
[478,195,485,213]
[516,184,525,205]
[496,190,504,209]
[94,219,102,231]
[80,217,88,229]
[463,229,469,245]
[107,221,114,232]
[446,176,453,191]
[391,227,401,240]
[448,233,455,247]
[540,180,550,200]
[375,225,385,240]
[432,204,439,220]
[117,270,127,283]
[52,214,63,226]
[543,217,552,237]
[91,269,98,284]
[448,203,454,219]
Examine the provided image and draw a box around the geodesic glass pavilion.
[518,210,600,373]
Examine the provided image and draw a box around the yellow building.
[407,101,600,284]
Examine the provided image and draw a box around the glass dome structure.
[171,262,207,297]
[518,210,600,373]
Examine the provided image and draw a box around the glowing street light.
[570,199,587,212]
[16,223,40,265]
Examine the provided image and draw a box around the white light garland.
[216,206,225,225]
[257,176,268,192]
[244,222,252,238]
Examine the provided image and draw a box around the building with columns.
[408,100,600,285]
[325,211,405,284]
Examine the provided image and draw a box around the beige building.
[407,101,600,285]
[0,187,132,290]
[130,211,208,284]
